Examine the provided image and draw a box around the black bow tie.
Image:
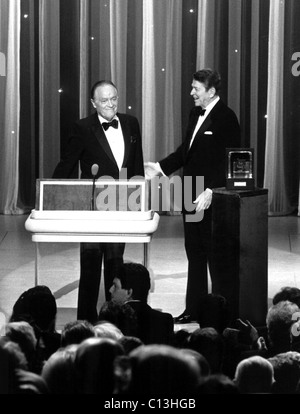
[198,108,206,116]
[102,119,118,131]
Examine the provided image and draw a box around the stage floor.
[0,212,299,332]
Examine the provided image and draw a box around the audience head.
[118,336,144,355]
[196,294,230,333]
[171,329,191,349]
[0,339,27,393]
[197,374,239,394]
[269,351,300,394]
[273,286,300,308]
[5,321,37,372]
[60,320,95,347]
[125,344,201,394]
[75,337,124,394]
[183,348,210,377]
[41,345,78,394]
[94,321,124,341]
[188,327,224,373]
[109,262,151,304]
[10,285,57,333]
[98,300,138,336]
[234,356,274,394]
[266,300,299,353]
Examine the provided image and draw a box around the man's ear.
[127,288,133,299]
[209,87,216,97]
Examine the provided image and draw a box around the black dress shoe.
[173,312,193,324]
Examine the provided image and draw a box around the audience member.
[197,373,239,394]
[123,344,201,394]
[98,300,138,336]
[74,337,124,394]
[266,300,300,356]
[118,336,144,355]
[94,321,124,341]
[41,344,78,394]
[171,329,191,349]
[5,321,38,373]
[188,327,224,373]
[60,320,95,347]
[109,262,174,345]
[269,351,300,394]
[9,285,61,369]
[184,348,211,377]
[273,286,300,307]
[197,293,230,333]
[0,339,48,394]
[234,355,274,394]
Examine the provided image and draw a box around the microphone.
[90,164,99,211]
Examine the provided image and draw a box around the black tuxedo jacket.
[53,112,144,179]
[160,100,241,201]
[127,301,174,345]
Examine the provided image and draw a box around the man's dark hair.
[193,69,221,94]
[61,320,95,347]
[117,262,151,303]
[10,285,57,332]
[273,287,300,308]
[90,80,118,99]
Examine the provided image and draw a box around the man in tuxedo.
[146,69,241,323]
[53,80,144,323]
[109,262,174,345]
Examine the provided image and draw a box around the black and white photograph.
[0,0,299,397]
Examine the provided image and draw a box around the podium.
[25,179,160,285]
[210,187,268,326]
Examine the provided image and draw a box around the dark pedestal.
[211,187,268,326]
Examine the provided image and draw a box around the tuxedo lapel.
[118,114,131,168]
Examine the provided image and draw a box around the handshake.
[144,162,163,180]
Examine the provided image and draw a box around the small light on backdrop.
[23,14,29,19]
[189,9,195,13]
[128,106,132,110]
[58,89,63,94]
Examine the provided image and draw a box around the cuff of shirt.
[206,188,212,194]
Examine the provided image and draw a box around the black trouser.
[77,242,125,323]
[183,209,212,318]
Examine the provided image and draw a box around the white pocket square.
[204,131,213,135]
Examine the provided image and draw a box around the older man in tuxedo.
[146,69,241,323]
[53,80,144,323]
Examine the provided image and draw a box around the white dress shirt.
[98,115,125,171]
[189,96,220,149]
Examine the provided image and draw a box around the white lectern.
[25,179,160,285]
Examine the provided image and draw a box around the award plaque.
[226,148,255,190]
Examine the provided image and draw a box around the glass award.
[226,148,255,190]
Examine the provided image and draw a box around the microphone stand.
[90,164,99,211]
[90,176,96,211]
